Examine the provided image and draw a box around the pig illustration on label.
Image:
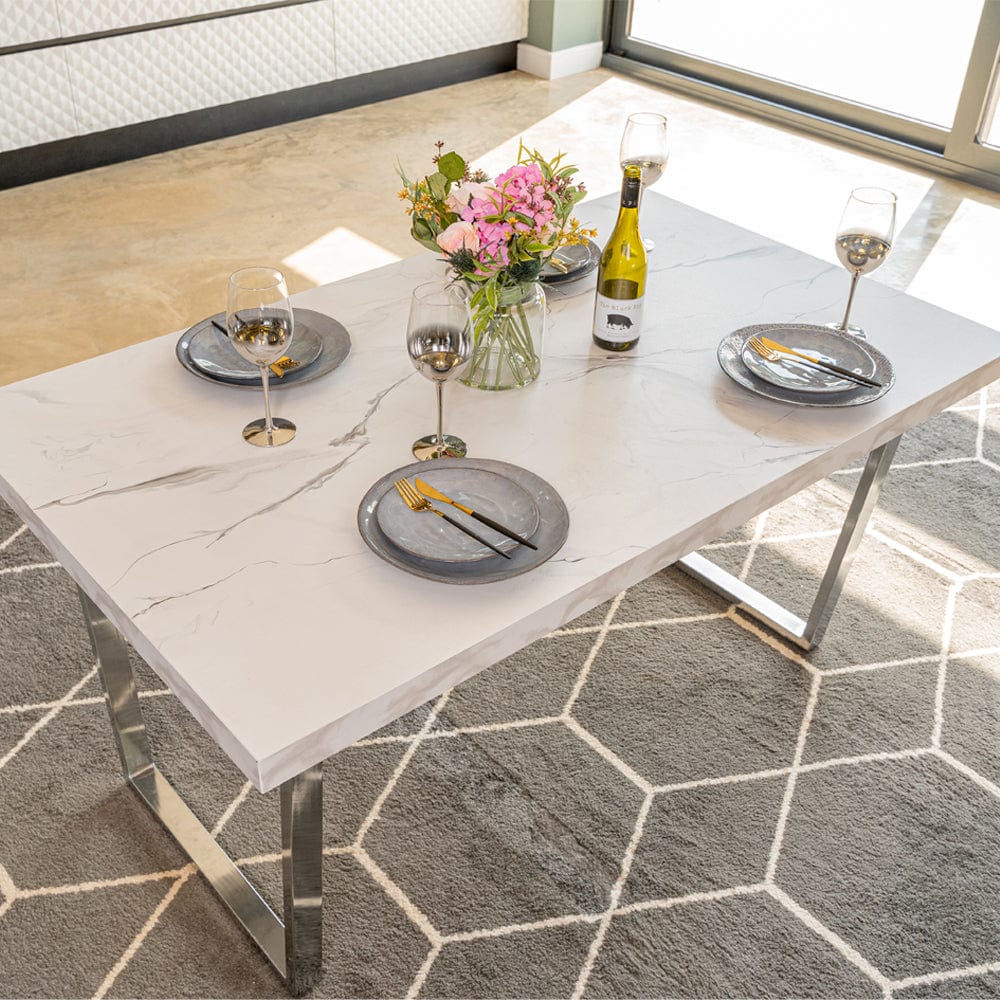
[606,314,633,329]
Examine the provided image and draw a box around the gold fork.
[746,335,882,389]
[393,479,511,559]
[268,356,301,378]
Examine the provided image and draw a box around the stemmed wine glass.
[619,111,669,252]
[406,281,473,461]
[227,266,296,447]
[831,187,897,338]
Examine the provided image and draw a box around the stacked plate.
[718,323,894,406]
[539,239,601,285]
[358,458,569,584]
[176,309,351,389]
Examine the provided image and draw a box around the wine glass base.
[824,321,867,340]
[243,417,296,447]
[412,434,466,461]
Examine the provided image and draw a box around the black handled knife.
[414,477,539,550]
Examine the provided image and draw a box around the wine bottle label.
[593,291,644,343]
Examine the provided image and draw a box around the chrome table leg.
[678,435,902,650]
[281,766,323,995]
[79,590,322,995]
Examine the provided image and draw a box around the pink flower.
[445,181,495,214]
[436,220,480,253]
[494,164,544,190]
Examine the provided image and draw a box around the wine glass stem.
[840,269,862,331]
[260,364,275,445]
[435,380,444,459]
[638,182,656,252]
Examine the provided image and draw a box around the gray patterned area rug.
[1,388,999,1000]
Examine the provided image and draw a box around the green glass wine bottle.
[592,164,646,352]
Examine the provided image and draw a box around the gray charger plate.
[718,323,894,407]
[358,458,569,584]
[540,239,601,284]
[176,308,351,390]
[375,466,540,563]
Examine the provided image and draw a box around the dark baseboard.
[0,42,517,190]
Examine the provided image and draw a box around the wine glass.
[619,112,669,252]
[406,281,473,461]
[830,187,897,339]
[226,266,296,447]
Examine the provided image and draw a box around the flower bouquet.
[398,141,593,389]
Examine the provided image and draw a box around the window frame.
[604,0,1000,192]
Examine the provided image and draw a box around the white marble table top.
[2,192,998,792]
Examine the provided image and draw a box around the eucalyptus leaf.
[437,151,466,182]
[427,171,449,201]
[413,217,437,240]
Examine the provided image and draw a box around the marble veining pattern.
[0,193,997,792]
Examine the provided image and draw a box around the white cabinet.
[65,3,336,132]
[0,48,77,151]
[0,0,527,153]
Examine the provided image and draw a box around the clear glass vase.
[460,282,546,390]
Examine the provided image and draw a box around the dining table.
[1,189,997,993]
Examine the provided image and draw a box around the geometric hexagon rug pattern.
[1,388,998,999]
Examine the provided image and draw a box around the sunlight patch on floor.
[284,227,401,285]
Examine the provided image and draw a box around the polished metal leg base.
[78,591,322,996]
[679,435,901,650]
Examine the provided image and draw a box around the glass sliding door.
[606,0,1000,189]
[947,1,1000,173]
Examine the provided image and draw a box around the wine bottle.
[592,164,646,352]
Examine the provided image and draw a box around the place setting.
[539,238,601,284]
[175,268,351,392]
[718,186,897,407]
[174,265,352,447]
[357,278,569,584]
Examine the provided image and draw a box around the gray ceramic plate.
[718,323,894,407]
[358,458,569,584]
[376,467,540,563]
[740,323,878,393]
[176,308,351,390]
[540,239,601,284]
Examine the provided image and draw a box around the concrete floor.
[3,67,1000,386]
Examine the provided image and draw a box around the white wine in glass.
[406,282,473,461]
[619,112,669,251]
[227,266,296,447]
[831,187,896,338]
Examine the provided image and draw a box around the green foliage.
[427,171,449,202]
[410,216,441,252]
[437,151,466,182]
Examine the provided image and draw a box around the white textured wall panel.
[0,0,62,47]
[64,2,335,132]
[1,0,525,156]
[333,0,528,78]
[57,0,266,37]
[0,49,77,151]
